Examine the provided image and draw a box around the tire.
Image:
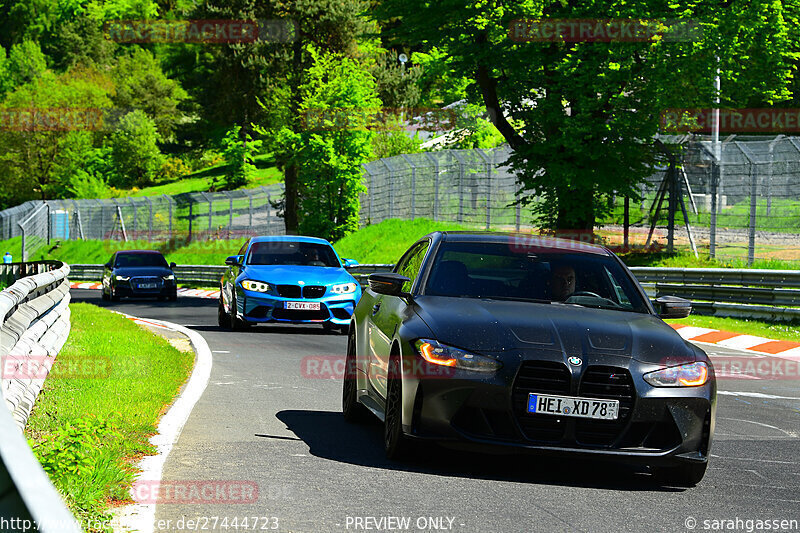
[342,330,370,423]
[168,291,178,302]
[651,461,708,487]
[101,287,109,301]
[110,288,120,302]
[218,300,231,329]
[230,294,249,331]
[384,353,412,460]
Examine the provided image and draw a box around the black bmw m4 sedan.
[343,232,716,486]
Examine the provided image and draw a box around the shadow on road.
[276,409,680,492]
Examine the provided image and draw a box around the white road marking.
[717,334,774,350]
[113,316,213,533]
[722,389,800,400]
[675,326,717,339]
[212,350,231,353]
[710,454,798,465]
[719,417,796,437]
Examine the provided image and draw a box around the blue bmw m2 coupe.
[218,236,362,333]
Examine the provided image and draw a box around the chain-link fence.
[623,134,800,264]
[361,147,521,228]
[2,137,800,265]
[0,185,286,260]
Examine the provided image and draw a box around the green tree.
[260,52,380,240]
[0,67,113,203]
[218,125,262,190]
[111,49,187,139]
[0,40,47,96]
[109,110,164,188]
[375,0,798,230]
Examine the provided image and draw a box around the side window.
[395,241,430,293]
[108,255,116,268]
[238,239,250,257]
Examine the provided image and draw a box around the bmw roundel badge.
[568,356,582,366]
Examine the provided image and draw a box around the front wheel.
[342,330,370,423]
[230,293,249,331]
[218,300,231,329]
[384,353,412,460]
[651,461,708,487]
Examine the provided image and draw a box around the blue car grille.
[276,285,327,299]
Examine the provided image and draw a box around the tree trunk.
[284,163,299,233]
[555,186,595,238]
[283,32,304,234]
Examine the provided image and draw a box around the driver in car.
[550,264,576,301]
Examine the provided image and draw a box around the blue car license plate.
[527,393,619,420]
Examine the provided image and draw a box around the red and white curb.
[671,324,800,360]
[69,282,219,299]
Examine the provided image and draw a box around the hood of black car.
[113,266,173,277]
[412,296,696,365]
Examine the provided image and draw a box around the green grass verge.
[333,218,480,263]
[25,303,194,530]
[0,237,244,266]
[127,154,282,198]
[666,315,800,343]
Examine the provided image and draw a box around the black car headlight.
[414,339,502,372]
[644,362,709,387]
[242,280,271,293]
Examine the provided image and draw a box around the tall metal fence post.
[164,195,173,240]
[709,154,719,259]
[400,154,416,220]
[382,159,394,219]
[267,193,272,234]
[146,197,154,242]
[748,162,758,266]
[130,198,137,239]
[207,194,213,237]
[476,149,493,230]
[188,201,194,242]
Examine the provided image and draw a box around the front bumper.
[397,355,715,467]
[113,280,176,298]
[239,290,357,325]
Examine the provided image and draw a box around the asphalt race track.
[71,289,800,533]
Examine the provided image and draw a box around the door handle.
[372,303,381,315]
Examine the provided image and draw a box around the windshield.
[425,242,649,313]
[246,241,340,267]
[114,253,168,268]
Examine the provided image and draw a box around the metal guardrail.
[0,261,80,532]
[67,263,800,320]
[67,263,395,286]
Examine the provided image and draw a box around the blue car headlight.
[242,280,271,293]
[331,282,358,295]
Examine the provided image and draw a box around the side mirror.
[169,262,177,269]
[368,272,412,298]
[342,258,359,268]
[104,262,112,269]
[225,255,242,266]
[654,295,692,319]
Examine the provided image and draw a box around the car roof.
[250,235,332,245]
[115,250,164,255]
[430,231,611,256]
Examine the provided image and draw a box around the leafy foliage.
[375,0,799,230]
[218,125,262,190]
[109,110,164,188]
[261,51,380,240]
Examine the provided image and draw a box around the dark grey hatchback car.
[343,232,716,486]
